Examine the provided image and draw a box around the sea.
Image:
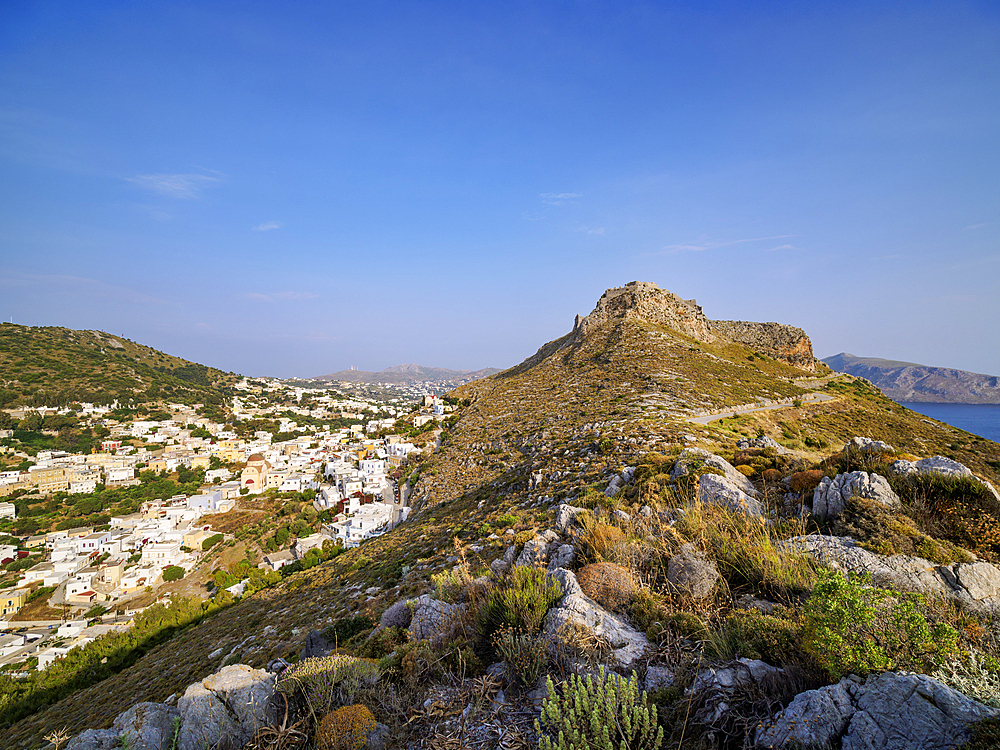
[898,402,1000,443]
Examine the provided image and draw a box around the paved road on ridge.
[685,392,835,425]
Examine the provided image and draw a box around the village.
[0,380,454,674]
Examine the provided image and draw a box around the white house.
[141,541,183,568]
[0,501,17,519]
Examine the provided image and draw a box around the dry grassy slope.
[0,323,239,406]
[12,316,1000,746]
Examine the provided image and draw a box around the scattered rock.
[844,436,896,454]
[644,665,676,693]
[698,473,766,519]
[547,543,575,572]
[612,509,631,523]
[515,529,559,568]
[66,730,118,750]
[407,595,466,645]
[667,543,719,598]
[737,436,787,454]
[177,664,275,750]
[114,702,180,750]
[673,448,758,495]
[755,672,1000,749]
[543,568,649,669]
[785,535,1000,614]
[555,503,586,533]
[811,471,900,520]
[891,455,1000,502]
[299,629,333,660]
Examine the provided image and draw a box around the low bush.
[492,627,548,687]
[577,562,636,614]
[321,616,375,648]
[536,667,663,750]
[803,569,960,680]
[890,473,1000,560]
[828,496,973,565]
[788,470,825,497]
[479,566,563,644]
[708,608,807,667]
[277,655,381,714]
[931,651,1000,709]
[202,533,223,551]
[315,704,376,750]
[578,516,627,563]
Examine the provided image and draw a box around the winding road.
[686,392,835,425]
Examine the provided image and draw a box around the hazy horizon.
[2,2,998,379]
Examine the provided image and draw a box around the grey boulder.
[515,529,559,568]
[667,543,719,598]
[737,436,787,455]
[784,535,1000,614]
[177,664,274,750]
[811,471,900,520]
[543,568,648,669]
[755,672,1000,750]
[115,703,180,750]
[844,437,896,454]
[698,473,766,519]
[407,595,466,645]
[672,448,758,496]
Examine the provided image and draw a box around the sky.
[1,1,998,379]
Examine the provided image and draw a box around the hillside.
[9,283,1000,750]
[314,363,500,385]
[0,323,240,408]
[824,352,1000,404]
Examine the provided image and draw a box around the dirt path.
[686,392,835,425]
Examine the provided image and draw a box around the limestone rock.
[612,509,631,523]
[667,543,719,598]
[407,595,466,645]
[299,629,333,660]
[555,503,586,533]
[644,665,676,693]
[736,436,787,454]
[547,543,575,572]
[785,535,1000,614]
[755,672,1000,749]
[811,471,900,520]
[891,455,1000,502]
[515,529,559,568]
[698,473,766,519]
[844,436,895,454]
[66,729,119,750]
[114,702,180,750]
[543,568,648,669]
[178,664,274,750]
[673,448,758,495]
[690,658,784,725]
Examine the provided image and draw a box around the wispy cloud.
[765,243,797,252]
[965,222,992,230]
[126,171,224,199]
[540,192,581,206]
[252,221,282,232]
[244,291,319,303]
[645,234,799,256]
[580,226,605,235]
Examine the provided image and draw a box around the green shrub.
[496,513,518,528]
[277,655,381,713]
[708,608,805,666]
[803,569,960,680]
[479,566,563,643]
[202,533,223,550]
[536,667,663,750]
[162,565,185,582]
[315,704,376,750]
[492,627,548,687]
[321,616,374,648]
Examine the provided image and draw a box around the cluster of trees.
[0,595,224,729]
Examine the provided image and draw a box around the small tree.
[162,566,185,582]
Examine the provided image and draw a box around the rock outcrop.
[709,320,818,371]
[573,281,715,342]
[543,568,648,669]
[177,664,275,750]
[811,471,901,519]
[698,473,767,518]
[785,535,1000,614]
[755,672,1000,749]
[407,595,466,645]
[891,455,1000,502]
[672,448,758,496]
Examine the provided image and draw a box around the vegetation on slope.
[0,323,239,408]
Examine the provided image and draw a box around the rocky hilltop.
[824,352,1000,404]
[15,284,1000,750]
[569,281,818,371]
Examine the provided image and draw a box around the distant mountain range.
[823,353,1000,404]
[313,363,501,385]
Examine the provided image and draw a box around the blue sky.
[1,1,998,378]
